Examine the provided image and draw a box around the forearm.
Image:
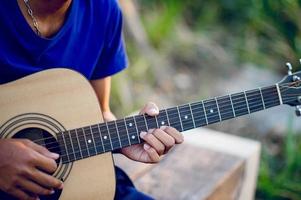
[90,76,111,113]
[90,76,116,121]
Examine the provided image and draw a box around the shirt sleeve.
[91,0,128,80]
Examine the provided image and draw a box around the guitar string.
[26,85,286,147]
[44,94,298,161]
[27,87,280,146]
[18,83,298,152]
[37,94,300,160]
[43,89,297,158]
[33,92,284,154]
[29,89,291,154]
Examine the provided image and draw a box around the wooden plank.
[206,161,244,200]
[114,143,244,200]
[185,128,261,200]
[114,128,261,200]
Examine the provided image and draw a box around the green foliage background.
[124,1,301,199]
[138,0,301,70]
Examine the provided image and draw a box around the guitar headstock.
[278,61,301,116]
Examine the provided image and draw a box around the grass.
[256,116,301,200]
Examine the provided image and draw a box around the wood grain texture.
[0,69,115,200]
[115,143,245,200]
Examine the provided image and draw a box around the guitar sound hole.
[0,128,63,200]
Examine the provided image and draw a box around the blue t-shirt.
[0,0,128,84]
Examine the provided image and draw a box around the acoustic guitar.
[0,65,301,200]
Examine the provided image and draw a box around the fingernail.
[51,153,60,159]
[160,126,167,130]
[149,108,159,115]
[140,132,147,138]
[144,143,151,150]
[50,190,55,195]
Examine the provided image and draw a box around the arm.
[90,77,184,163]
[90,76,116,121]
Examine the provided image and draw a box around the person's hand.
[0,139,63,200]
[120,102,184,163]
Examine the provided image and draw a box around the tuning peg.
[296,105,301,117]
[286,62,293,75]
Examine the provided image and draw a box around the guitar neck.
[57,84,282,164]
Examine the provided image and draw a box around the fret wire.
[143,115,149,130]
[61,132,70,163]
[90,126,98,154]
[96,124,105,153]
[191,102,207,127]
[166,94,262,123]
[41,88,280,148]
[107,121,120,149]
[37,87,284,158]
[105,122,114,150]
[164,109,171,126]
[58,107,259,159]
[215,97,222,121]
[188,103,196,128]
[67,130,76,161]
[29,86,281,149]
[229,94,236,117]
[74,129,83,158]
[202,101,209,125]
[233,98,274,106]
[276,83,283,105]
[99,122,112,151]
[133,116,141,143]
[191,97,275,122]
[82,128,91,157]
[221,90,278,108]
[123,118,132,146]
[54,92,282,159]
[204,100,220,123]
[217,96,234,120]
[154,115,159,128]
[243,91,251,114]
[178,105,193,131]
[248,90,265,112]
[262,86,280,108]
[113,121,122,148]
[232,98,261,108]
[54,95,278,153]
[176,106,184,131]
[48,101,278,156]
[40,88,281,153]
[108,121,123,149]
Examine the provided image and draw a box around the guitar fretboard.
[57,85,281,164]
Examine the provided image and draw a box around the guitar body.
[0,69,115,200]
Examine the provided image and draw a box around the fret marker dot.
[129,123,133,127]
[104,136,108,140]
[161,121,165,125]
[88,139,92,144]
[184,115,188,119]
[210,109,214,113]
[131,135,136,140]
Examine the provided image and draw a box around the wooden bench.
[114,128,261,200]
